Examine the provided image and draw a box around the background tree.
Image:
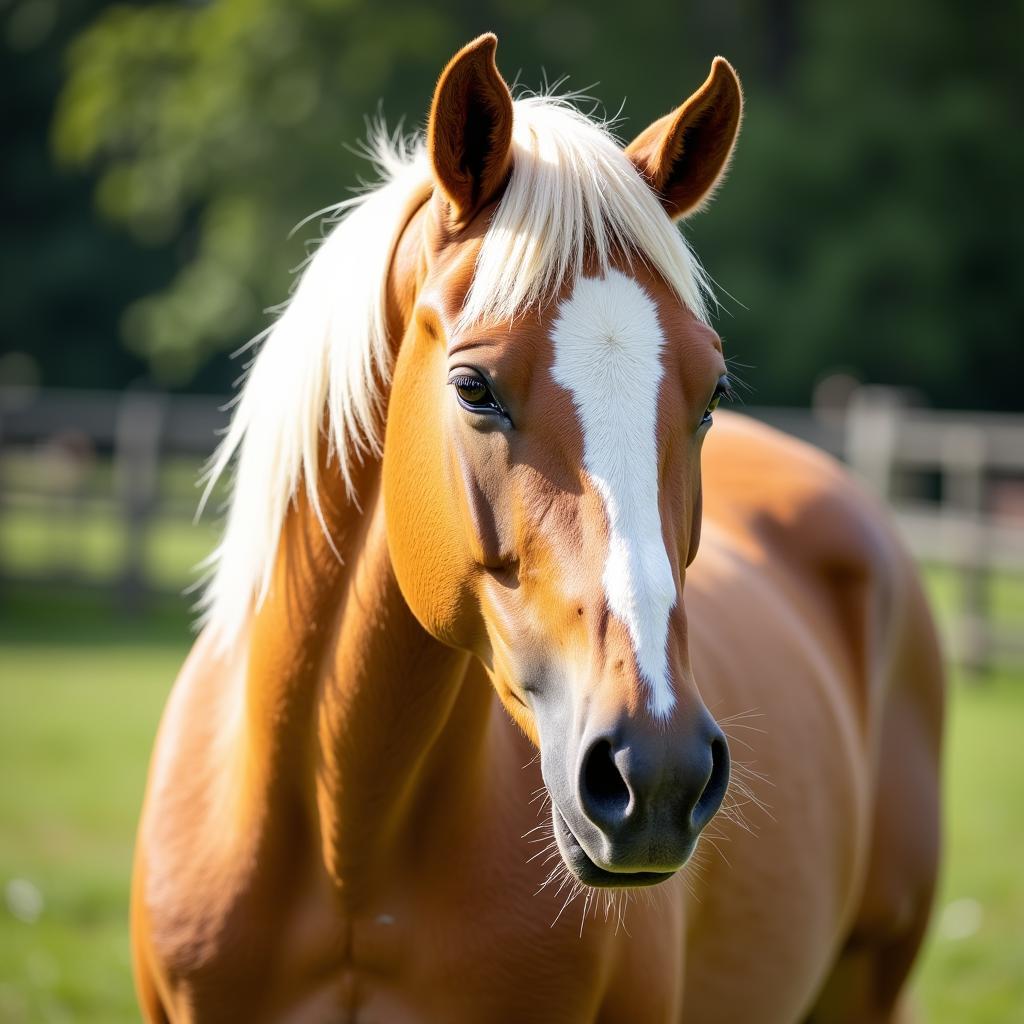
[1,0,175,390]
[6,0,1021,407]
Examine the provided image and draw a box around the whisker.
[715,708,764,724]
[578,890,593,937]
[522,752,542,770]
[551,881,584,928]
[731,760,774,787]
[536,861,565,895]
[721,730,756,753]
[699,832,733,870]
[521,823,551,840]
[527,839,558,864]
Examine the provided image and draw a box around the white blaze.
[550,270,677,717]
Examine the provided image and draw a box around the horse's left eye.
[702,375,734,425]
[450,372,500,413]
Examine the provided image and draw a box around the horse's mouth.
[552,805,678,889]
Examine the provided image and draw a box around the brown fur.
[132,39,943,1023]
[427,35,514,227]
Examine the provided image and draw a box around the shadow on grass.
[0,586,195,650]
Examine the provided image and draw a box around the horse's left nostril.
[691,732,730,832]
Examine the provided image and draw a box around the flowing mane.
[199,93,715,643]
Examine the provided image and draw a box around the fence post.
[114,391,167,611]
[943,424,990,679]
[843,386,903,502]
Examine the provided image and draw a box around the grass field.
[0,600,183,1023]
[0,589,1022,1022]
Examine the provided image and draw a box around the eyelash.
[450,374,486,393]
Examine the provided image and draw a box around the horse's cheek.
[383,339,476,648]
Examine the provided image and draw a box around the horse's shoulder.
[134,630,254,973]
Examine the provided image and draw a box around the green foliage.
[32,2,1024,403]
[52,0,460,382]
[0,0,175,392]
[686,3,1024,409]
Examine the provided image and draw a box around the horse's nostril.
[580,738,630,829]
[692,733,730,831]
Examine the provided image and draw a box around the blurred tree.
[687,1,1024,408]
[1,0,176,391]
[49,0,460,384]
[48,0,736,386]
[33,1,1024,405]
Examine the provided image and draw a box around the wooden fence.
[756,388,1024,673]
[0,387,227,606]
[1,385,1022,672]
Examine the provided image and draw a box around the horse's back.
[684,411,943,1022]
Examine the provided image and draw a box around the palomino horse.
[132,35,944,1023]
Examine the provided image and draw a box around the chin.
[552,805,685,890]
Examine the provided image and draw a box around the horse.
[131,34,944,1023]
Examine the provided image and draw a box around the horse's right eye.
[449,371,503,415]
[453,377,490,405]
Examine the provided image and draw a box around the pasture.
[0,581,1021,1022]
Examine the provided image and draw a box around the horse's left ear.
[625,57,743,219]
[428,33,514,228]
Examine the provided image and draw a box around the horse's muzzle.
[540,705,730,886]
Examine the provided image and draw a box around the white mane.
[199,95,714,643]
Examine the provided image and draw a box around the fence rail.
[2,386,1022,672]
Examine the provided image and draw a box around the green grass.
[0,599,188,1023]
[924,563,1024,628]
[0,590,1022,1022]
[916,670,1024,1023]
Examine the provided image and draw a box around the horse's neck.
[238,462,494,903]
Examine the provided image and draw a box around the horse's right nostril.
[580,738,631,832]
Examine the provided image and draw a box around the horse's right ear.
[427,34,514,228]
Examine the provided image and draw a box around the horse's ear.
[625,57,743,219]
[427,33,514,227]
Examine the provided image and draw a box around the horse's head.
[384,36,742,887]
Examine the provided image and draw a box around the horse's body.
[132,37,943,1023]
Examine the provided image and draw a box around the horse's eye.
[702,375,734,426]
[455,378,489,404]
[449,371,500,414]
